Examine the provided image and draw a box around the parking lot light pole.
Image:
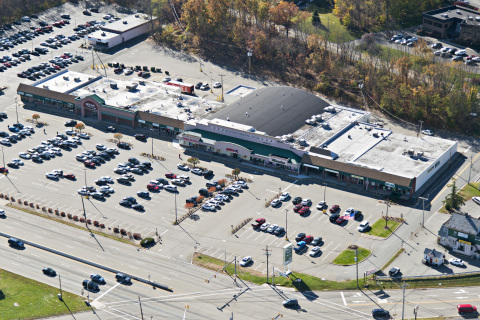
[174,192,178,224]
[323,182,327,202]
[285,209,288,241]
[151,137,154,157]
[419,196,428,227]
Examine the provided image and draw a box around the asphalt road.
[1,204,480,319]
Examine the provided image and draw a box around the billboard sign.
[283,243,293,265]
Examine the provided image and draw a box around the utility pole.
[151,137,154,157]
[199,60,203,72]
[356,247,359,287]
[210,71,213,93]
[138,296,144,320]
[174,192,178,224]
[419,196,428,227]
[272,264,275,286]
[224,250,227,269]
[285,209,288,241]
[58,274,63,300]
[1,147,5,167]
[323,182,327,202]
[385,198,390,228]
[80,195,88,228]
[263,246,272,284]
[468,154,473,184]
[84,168,87,189]
[219,74,225,102]
[402,281,407,320]
[417,120,423,137]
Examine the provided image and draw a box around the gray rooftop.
[207,86,330,137]
[34,70,100,94]
[424,248,443,258]
[424,5,480,25]
[101,14,151,33]
[444,212,480,236]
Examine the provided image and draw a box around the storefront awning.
[303,163,319,169]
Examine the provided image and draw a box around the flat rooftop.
[324,123,456,178]
[34,70,98,94]
[71,76,223,121]
[293,106,369,149]
[425,5,480,24]
[87,30,119,41]
[207,86,330,137]
[101,14,150,33]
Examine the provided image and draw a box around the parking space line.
[254,262,264,270]
[237,228,251,237]
[254,233,265,242]
[322,243,341,261]
[268,237,278,246]
[288,230,296,239]
[211,248,221,257]
[341,292,347,306]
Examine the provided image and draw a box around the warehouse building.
[87,14,153,49]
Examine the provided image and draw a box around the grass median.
[332,247,371,265]
[365,219,401,238]
[0,268,90,319]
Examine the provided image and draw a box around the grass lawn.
[0,268,90,319]
[460,182,480,199]
[332,247,371,265]
[382,248,405,271]
[365,219,401,238]
[296,12,359,43]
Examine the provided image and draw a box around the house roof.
[188,129,303,164]
[17,83,77,105]
[443,212,480,236]
[136,111,185,130]
[301,153,413,187]
[207,86,330,137]
[424,248,443,258]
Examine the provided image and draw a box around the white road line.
[322,243,341,261]
[245,231,257,239]
[93,282,121,302]
[160,230,169,236]
[341,292,347,306]
[282,180,298,192]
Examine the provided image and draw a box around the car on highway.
[42,267,56,276]
[449,258,465,267]
[115,273,131,283]
[358,221,369,232]
[0,209,5,217]
[8,237,24,248]
[90,273,106,284]
[82,280,99,292]
[239,256,252,267]
[309,247,321,257]
[329,205,340,213]
[270,199,281,207]
[177,164,190,171]
[279,192,290,201]
[457,304,477,314]
[372,309,390,317]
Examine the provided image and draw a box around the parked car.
[449,258,465,267]
[389,267,401,277]
[279,192,290,201]
[311,237,323,246]
[295,233,306,242]
[329,205,340,213]
[372,309,390,317]
[283,298,298,307]
[473,197,480,205]
[316,201,327,210]
[309,247,321,257]
[358,221,370,232]
[270,199,281,207]
[177,164,189,171]
[251,218,266,228]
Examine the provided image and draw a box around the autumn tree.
[270,1,299,38]
[187,156,200,167]
[232,168,241,179]
[32,114,40,123]
[114,133,123,143]
[75,122,85,132]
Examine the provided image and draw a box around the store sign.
[351,175,364,180]
[459,239,471,245]
[226,148,238,153]
[138,119,146,124]
[270,156,288,165]
[18,92,25,96]
[283,244,293,265]
[458,232,468,239]
[385,182,395,188]
[184,137,200,143]
[83,101,97,110]
[152,123,159,127]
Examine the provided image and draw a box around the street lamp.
[385,198,390,228]
[15,97,19,123]
[419,196,428,227]
[285,209,288,241]
[323,182,327,202]
[174,191,178,224]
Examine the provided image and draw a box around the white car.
[164,185,177,192]
[449,258,465,267]
[473,197,480,205]
[345,208,355,215]
[202,203,216,211]
[270,199,281,207]
[267,224,278,233]
[434,50,442,56]
[279,192,290,201]
[191,168,203,175]
[51,169,63,176]
[216,194,229,202]
[259,222,270,231]
[19,152,31,159]
[234,180,247,188]
[162,77,171,83]
[78,133,89,139]
[309,247,321,257]
[103,14,112,19]
[177,164,190,171]
[214,195,225,203]
[213,82,222,88]
[11,158,24,165]
[178,175,190,181]
[101,176,114,183]
[99,186,114,194]
[316,201,327,210]
[207,200,221,207]
[0,209,5,217]
[171,178,185,186]
[96,144,107,150]
[240,256,252,267]
[125,68,133,75]
[301,198,312,206]
[78,189,90,196]
[358,221,369,232]
[46,172,58,179]
[421,129,433,136]
[50,147,62,155]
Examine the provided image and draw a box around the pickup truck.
[251,218,266,228]
[294,241,307,253]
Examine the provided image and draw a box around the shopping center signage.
[226,148,238,153]
[83,101,98,110]
[270,156,289,165]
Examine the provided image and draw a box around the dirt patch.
[192,252,266,277]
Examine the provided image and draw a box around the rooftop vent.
[441,14,448,18]
[43,85,49,89]
[63,76,69,80]
[101,32,106,36]
[110,83,117,89]
[408,149,415,155]
[417,151,424,157]
[123,21,128,24]
[74,77,81,82]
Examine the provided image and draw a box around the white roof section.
[34,70,97,94]
[101,14,151,33]
[87,30,119,42]
[209,118,258,133]
[70,76,222,121]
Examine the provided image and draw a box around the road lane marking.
[94,282,121,302]
[341,292,347,306]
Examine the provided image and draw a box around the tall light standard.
[174,191,178,224]
[323,182,327,202]
[285,209,288,241]
[151,137,154,157]
[1,146,5,167]
[419,196,428,227]
[385,197,390,228]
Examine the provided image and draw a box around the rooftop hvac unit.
[315,114,323,121]
[408,149,415,155]
[123,21,128,24]
[417,151,424,157]
[74,77,81,82]
[373,131,379,137]
[305,119,316,125]
[110,82,117,89]
[126,83,138,91]
[101,32,106,36]
[139,80,145,85]
[43,85,49,89]
[63,76,69,80]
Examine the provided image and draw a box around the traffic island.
[0,268,90,318]
[364,218,401,238]
[332,246,371,265]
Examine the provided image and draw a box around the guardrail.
[375,270,480,281]
[0,232,172,292]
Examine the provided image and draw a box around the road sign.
[283,244,293,265]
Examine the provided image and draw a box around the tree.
[218,179,228,186]
[75,122,85,132]
[232,168,241,179]
[187,156,200,167]
[32,114,40,123]
[270,1,299,38]
[312,9,321,25]
[443,181,465,211]
[114,133,123,143]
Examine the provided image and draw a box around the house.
[439,212,480,259]
[423,248,444,266]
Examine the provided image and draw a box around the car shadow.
[292,278,319,300]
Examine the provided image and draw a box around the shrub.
[73,215,79,221]
[61,212,66,217]
[36,204,40,209]
[55,211,60,216]
[55,209,59,214]
[100,223,105,228]
[93,221,99,227]
[67,213,72,219]
[60,212,65,216]
[3,196,8,201]
[79,217,85,223]
[42,207,46,212]
[17,199,22,204]
[30,202,34,208]
[113,227,119,233]
[133,233,142,240]
[48,208,53,213]
[24,201,28,205]
[127,231,132,239]
[140,237,154,247]
[10,197,14,202]
[0,193,3,198]
[87,219,92,225]
[120,229,127,235]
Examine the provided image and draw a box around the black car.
[132,204,144,211]
[95,179,108,186]
[137,191,149,198]
[329,213,340,222]
[57,133,68,140]
[134,134,146,141]
[32,155,42,162]
[195,82,202,89]
[7,162,19,168]
[119,199,133,207]
[203,170,213,177]
[128,157,140,164]
[64,119,77,127]
[99,152,110,159]
[311,237,323,246]
[123,196,137,204]
[115,273,131,283]
[141,161,152,168]
[199,188,210,196]
[295,233,306,242]
[117,177,130,184]
[274,227,285,236]
[156,178,169,185]
[0,132,9,137]
[118,142,129,149]
[82,280,99,292]
[91,192,104,200]
[372,309,390,317]
[292,197,302,205]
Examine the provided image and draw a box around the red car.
[293,204,302,213]
[114,68,123,74]
[0,167,9,174]
[3,62,12,67]
[84,160,95,168]
[329,205,340,213]
[165,173,177,179]
[335,216,347,225]
[147,184,160,191]
[304,235,314,244]
[251,218,266,228]
[64,173,76,180]
[298,206,310,216]
[17,73,26,78]
[52,65,61,70]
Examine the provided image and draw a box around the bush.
[120,229,127,235]
[42,207,46,212]
[133,233,142,240]
[55,209,59,214]
[55,211,60,216]
[48,208,53,213]
[0,193,3,198]
[23,201,28,205]
[61,211,65,216]
[36,204,40,209]
[113,227,119,233]
[61,212,66,217]
[140,237,154,247]
[73,215,79,221]
[30,202,34,208]
[99,223,105,228]
[87,219,92,225]
[67,213,72,219]
[17,199,22,204]
[10,197,15,202]
[79,217,85,223]
[93,221,99,227]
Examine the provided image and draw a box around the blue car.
[8,126,19,132]
[137,191,149,198]
[90,273,106,284]
[294,241,307,253]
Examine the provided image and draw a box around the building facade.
[439,212,480,259]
